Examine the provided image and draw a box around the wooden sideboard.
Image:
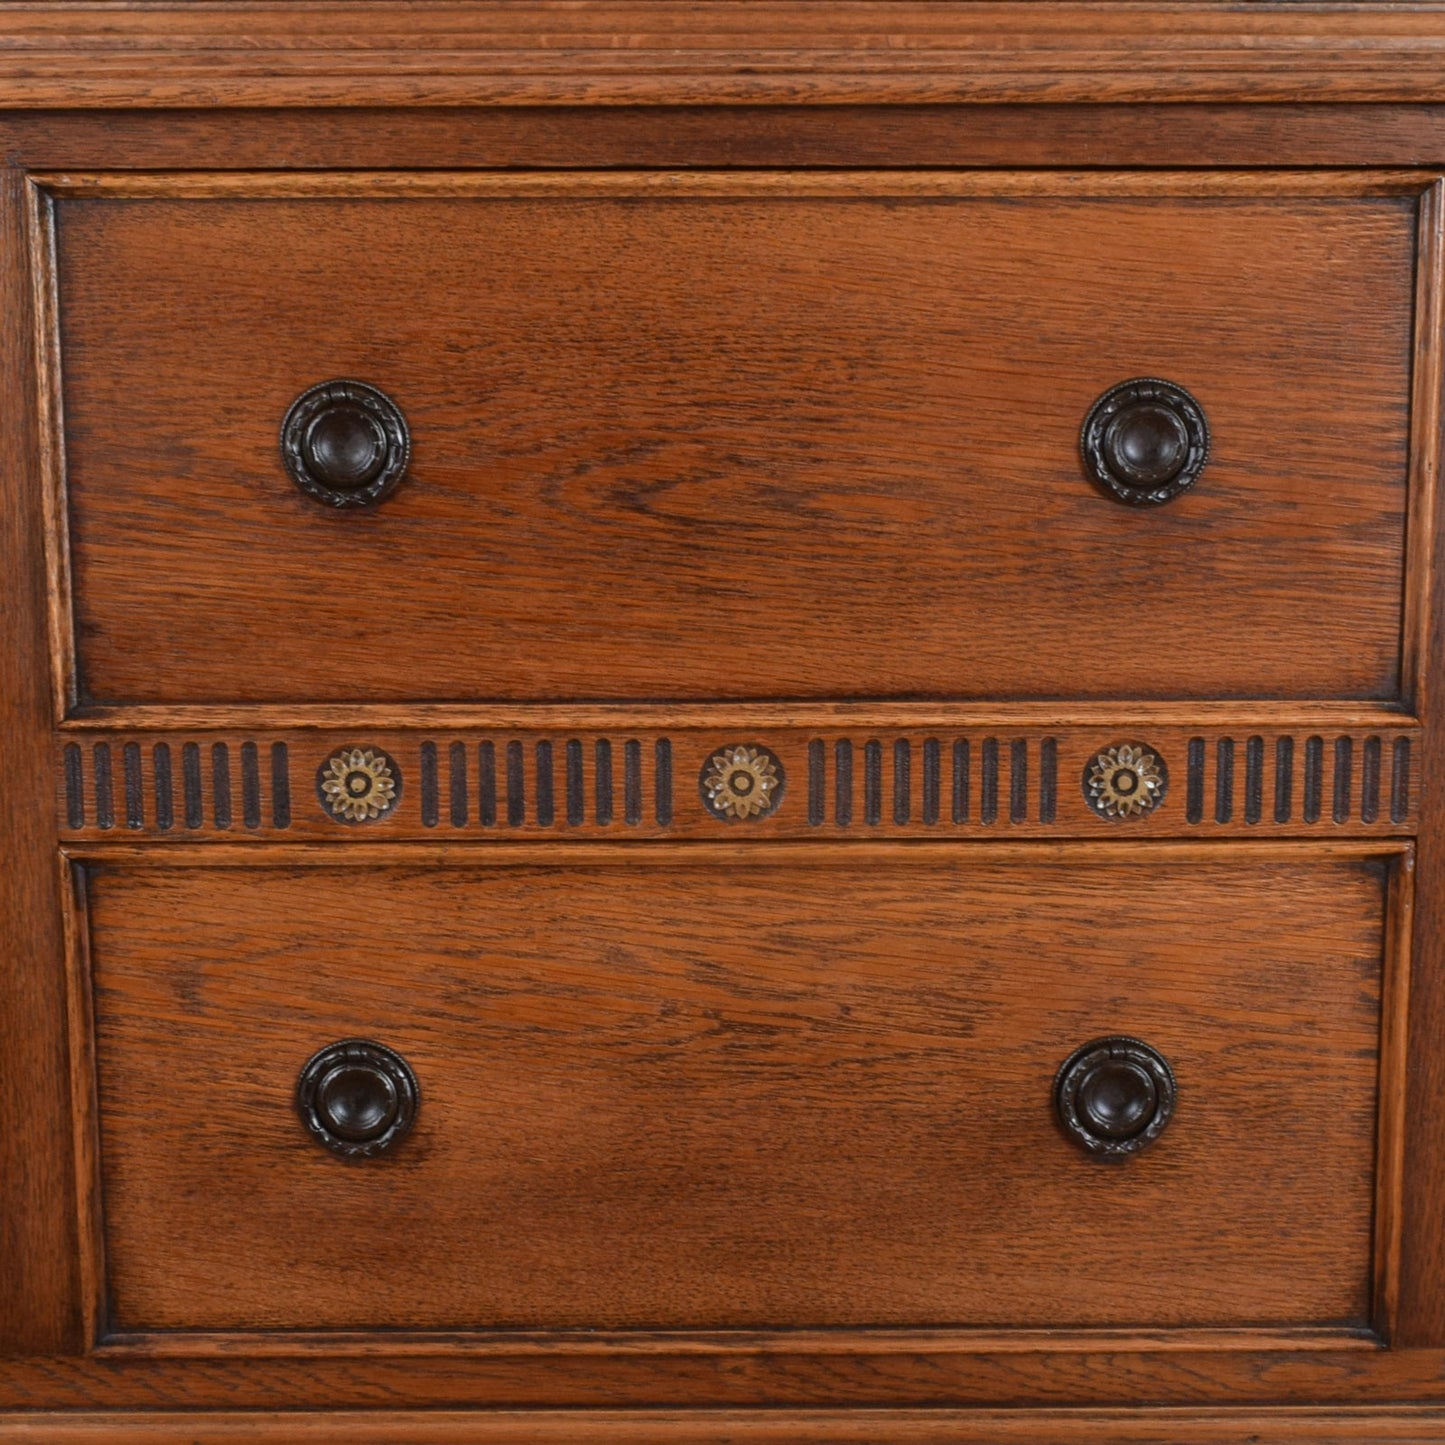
[7,5,1445,1441]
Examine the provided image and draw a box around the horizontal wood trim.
[92,1325,1381,1359]
[8,105,1445,173]
[6,1407,1445,1443]
[6,4,1445,107]
[34,168,1440,199]
[61,840,1413,866]
[51,725,1424,842]
[25,1345,1445,1409]
[59,702,1422,732]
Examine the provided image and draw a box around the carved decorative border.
[55,725,1421,842]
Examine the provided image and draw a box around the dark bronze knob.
[1081,378,1208,506]
[296,1039,418,1158]
[1054,1035,1175,1158]
[280,380,411,508]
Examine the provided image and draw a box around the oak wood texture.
[61,700,1424,733]
[1377,851,1418,1342]
[47,171,1419,706]
[5,4,1445,108]
[20,1341,1445,1412]
[81,850,1389,1337]
[11,106,1445,175]
[1398,265,1445,1335]
[15,1407,1445,1445]
[3,10,1445,1436]
[1395,178,1445,1348]
[0,163,81,1355]
[1402,182,1445,738]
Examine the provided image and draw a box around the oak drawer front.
[84,851,1390,1337]
[48,173,1416,708]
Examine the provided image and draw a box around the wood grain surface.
[1396,177,1445,1347]
[2,20,1445,1433]
[84,851,1388,1336]
[50,172,1418,706]
[13,1406,1445,1445]
[18,1340,1445,1412]
[4,3,1445,107]
[7,106,1445,175]
[0,165,81,1354]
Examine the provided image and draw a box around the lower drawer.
[79,847,1395,1338]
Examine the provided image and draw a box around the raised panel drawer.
[80,847,1398,1339]
[45,171,1418,708]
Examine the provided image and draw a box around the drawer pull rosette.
[1054,1035,1176,1159]
[1083,741,1168,820]
[1081,378,1208,506]
[280,379,411,508]
[296,1039,419,1158]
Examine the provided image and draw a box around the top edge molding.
[59,700,1421,733]
[5,3,1445,108]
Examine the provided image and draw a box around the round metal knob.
[1081,378,1208,506]
[1054,1035,1175,1158]
[280,380,411,508]
[296,1039,418,1158]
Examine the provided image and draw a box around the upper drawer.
[46,173,1419,707]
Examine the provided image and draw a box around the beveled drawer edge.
[30,167,1443,199]
[1402,180,1445,718]
[57,701,1423,732]
[90,1325,1383,1360]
